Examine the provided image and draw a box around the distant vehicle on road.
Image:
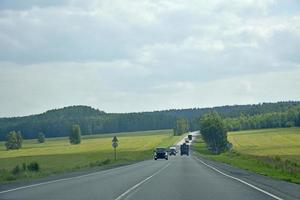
[185,138,190,143]
[188,134,192,140]
[154,147,168,160]
[169,146,177,156]
[180,143,189,156]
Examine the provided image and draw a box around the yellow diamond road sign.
[112,136,118,143]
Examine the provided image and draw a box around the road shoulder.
[0,160,146,193]
[193,153,300,200]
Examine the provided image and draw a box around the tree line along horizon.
[5,113,228,154]
[2,101,300,154]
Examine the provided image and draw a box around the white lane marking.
[194,157,284,200]
[0,161,151,195]
[114,162,171,200]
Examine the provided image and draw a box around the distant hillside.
[158,101,300,119]
[0,101,300,140]
[0,106,175,140]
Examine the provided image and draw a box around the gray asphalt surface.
[1,154,299,200]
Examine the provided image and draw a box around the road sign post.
[112,136,119,161]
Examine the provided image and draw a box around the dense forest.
[223,106,300,131]
[0,106,175,140]
[0,101,300,140]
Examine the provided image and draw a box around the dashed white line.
[194,156,284,200]
[114,162,171,200]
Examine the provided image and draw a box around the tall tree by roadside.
[69,124,81,144]
[174,118,189,135]
[5,131,23,150]
[200,112,228,154]
[37,132,45,143]
[16,131,23,148]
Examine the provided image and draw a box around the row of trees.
[172,112,229,154]
[5,125,82,150]
[199,106,300,154]
[223,106,300,131]
[200,112,229,154]
[2,102,300,153]
[1,102,299,140]
[173,118,189,135]
[4,107,299,154]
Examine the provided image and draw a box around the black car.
[154,147,168,160]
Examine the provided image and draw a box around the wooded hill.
[0,101,300,140]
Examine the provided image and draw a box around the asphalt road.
[1,153,300,200]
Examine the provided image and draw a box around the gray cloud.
[0,0,300,116]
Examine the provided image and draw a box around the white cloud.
[0,0,300,116]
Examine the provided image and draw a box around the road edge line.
[194,156,284,200]
[0,161,149,195]
[114,162,171,200]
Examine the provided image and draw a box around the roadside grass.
[0,129,182,183]
[193,127,300,184]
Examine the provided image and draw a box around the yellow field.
[228,127,300,163]
[0,129,182,182]
[0,130,176,159]
[194,127,300,183]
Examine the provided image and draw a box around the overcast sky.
[0,0,300,117]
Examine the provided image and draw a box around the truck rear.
[180,143,189,156]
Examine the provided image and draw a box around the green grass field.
[193,127,300,184]
[228,128,300,163]
[0,129,183,183]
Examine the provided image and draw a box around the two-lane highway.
[1,154,299,200]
